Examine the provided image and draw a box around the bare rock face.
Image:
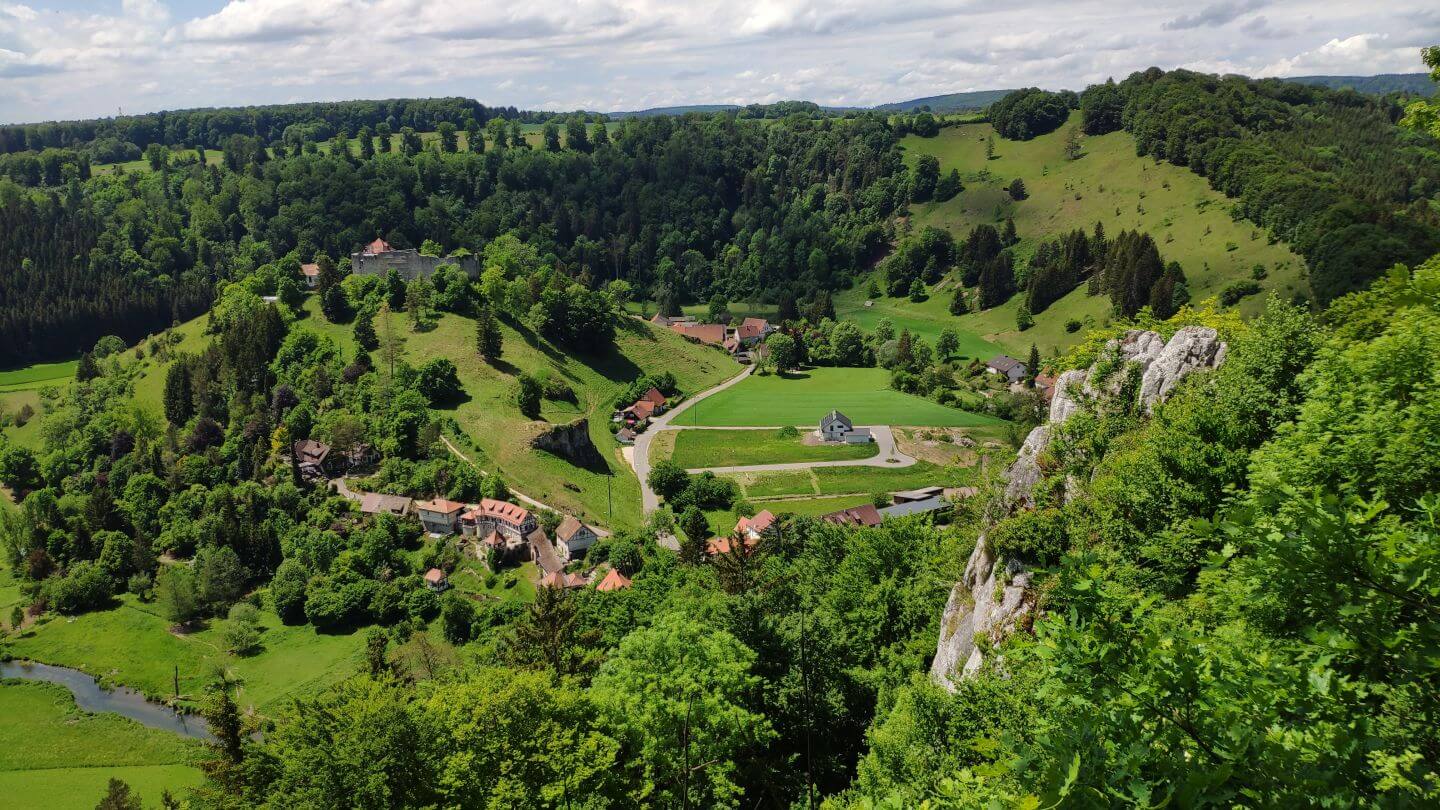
[931,326,1228,690]
[1002,425,1051,510]
[529,419,606,470]
[1138,326,1226,412]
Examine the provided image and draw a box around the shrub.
[989,507,1069,565]
[1065,319,1083,333]
[777,426,799,439]
[1220,280,1262,306]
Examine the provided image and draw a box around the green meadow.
[679,367,1003,428]
[0,681,204,810]
[667,428,878,468]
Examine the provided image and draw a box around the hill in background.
[1283,72,1435,96]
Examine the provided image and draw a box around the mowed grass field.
[0,681,204,810]
[666,428,877,468]
[835,113,1304,357]
[7,593,365,714]
[680,367,1003,428]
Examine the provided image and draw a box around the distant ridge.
[606,104,742,119]
[1282,73,1435,97]
[871,89,1018,113]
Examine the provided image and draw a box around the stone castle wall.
[350,249,480,281]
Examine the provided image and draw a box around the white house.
[414,498,466,535]
[818,410,873,444]
[985,355,1028,383]
[554,515,599,560]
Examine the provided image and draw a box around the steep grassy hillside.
[292,301,733,528]
[838,112,1305,356]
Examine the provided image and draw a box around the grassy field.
[0,680,204,810]
[751,494,876,517]
[834,113,1304,357]
[679,367,1004,428]
[7,593,365,714]
[722,457,983,501]
[667,429,877,468]
[292,299,734,528]
[0,360,77,391]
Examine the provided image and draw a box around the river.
[0,659,214,741]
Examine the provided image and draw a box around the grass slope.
[667,429,877,467]
[0,680,203,810]
[679,367,1003,428]
[293,301,733,528]
[836,113,1304,356]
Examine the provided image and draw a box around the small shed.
[423,568,449,591]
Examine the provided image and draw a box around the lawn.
[679,367,1003,428]
[834,113,1305,357]
[812,460,976,496]
[0,680,204,810]
[0,360,77,391]
[7,593,365,714]
[291,298,735,529]
[733,470,819,499]
[667,428,877,468]
[751,494,876,518]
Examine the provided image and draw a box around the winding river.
[1,659,214,741]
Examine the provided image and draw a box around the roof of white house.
[820,410,852,429]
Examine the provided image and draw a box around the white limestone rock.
[1138,326,1226,412]
[1002,425,1051,510]
[1048,369,1087,424]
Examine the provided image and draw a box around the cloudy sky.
[1,0,1437,124]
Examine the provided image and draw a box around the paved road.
[634,365,754,513]
[681,425,915,474]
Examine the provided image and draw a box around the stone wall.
[350,249,480,281]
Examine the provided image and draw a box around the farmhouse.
[292,439,335,479]
[554,515,599,560]
[985,355,1028,383]
[671,322,728,347]
[615,427,636,445]
[414,498,466,535]
[736,317,773,346]
[817,410,873,444]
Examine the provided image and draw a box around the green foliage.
[989,88,1075,140]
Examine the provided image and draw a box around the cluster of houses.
[985,355,1056,398]
[649,314,775,362]
[292,439,379,482]
[612,386,668,445]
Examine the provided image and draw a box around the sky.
[0,0,1437,124]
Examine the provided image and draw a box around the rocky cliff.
[529,418,607,471]
[931,326,1228,690]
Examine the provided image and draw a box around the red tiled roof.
[736,510,776,535]
[640,387,666,405]
[415,498,465,515]
[738,317,769,340]
[481,529,506,547]
[821,503,883,527]
[596,568,632,591]
[300,263,320,277]
[626,400,656,420]
[541,570,588,589]
[365,237,394,254]
[293,439,331,464]
[707,534,759,556]
[463,498,532,526]
[424,568,446,584]
[672,323,727,346]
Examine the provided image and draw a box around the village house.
[359,492,413,517]
[300,263,321,288]
[985,355,1028,383]
[735,510,777,542]
[817,410,873,444]
[649,313,697,328]
[707,534,759,556]
[736,317,773,346]
[615,427,636,445]
[820,503,883,528]
[595,568,633,592]
[414,498,466,535]
[671,322,728,348]
[292,439,336,480]
[554,515,599,560]
[423,568,449,592]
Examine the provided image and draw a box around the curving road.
[634,365,754,513]
[632,365,920,513]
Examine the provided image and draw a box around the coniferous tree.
[163,360,193,426]
[475,304,503,362]
[1026,343,1040,386]
[353,306,378,351]
[76,350,100,381]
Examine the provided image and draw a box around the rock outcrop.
[931,326,1228,690]
[529,419,606,470]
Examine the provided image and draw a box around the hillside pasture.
[667,428,878,468]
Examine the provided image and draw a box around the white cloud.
[0,0,1435,124]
